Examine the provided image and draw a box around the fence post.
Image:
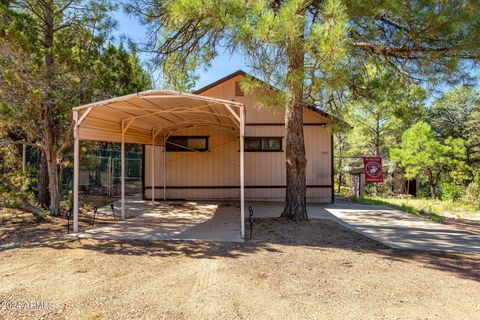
[108,156,112,197]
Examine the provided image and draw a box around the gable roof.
[193,70,341,123]
[193,70,249,95]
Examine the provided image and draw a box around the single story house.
[143,70,334,203]
[71,70,335,237]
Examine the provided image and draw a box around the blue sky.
[112,10,249,90]
[112,10,477,98]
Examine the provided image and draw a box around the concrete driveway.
[250,201,480,253]
[323,202,480,253]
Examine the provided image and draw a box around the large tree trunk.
[426,168,436,199]
[281,38,308,221]
[37,152,51,208]
[43,116,61,215]
[429,184,436,200]
[42,1,61,215]
[337,171,343,193]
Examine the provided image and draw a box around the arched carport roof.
[71,89,247,239]
[73,89,244,145]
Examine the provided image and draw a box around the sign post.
[364,157,383,183]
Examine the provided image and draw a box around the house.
[71,70,334,237]
[143,70,334,203]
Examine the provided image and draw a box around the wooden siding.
[143,72,333,203]
[144,126,240,200]
[198,74,330,124]
[144,125,332,202]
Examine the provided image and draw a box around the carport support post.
[151,129,155,205]
[240,105,245,239]
[163,133,166,201]
[121,122,125,219]
[73,111,79,233]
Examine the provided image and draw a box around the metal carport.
[72,89,246,238]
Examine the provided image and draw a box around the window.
[244,137,282,152]
[235,82,244,96]
[166,136,209,152]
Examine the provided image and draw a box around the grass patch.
[342,196,480,222]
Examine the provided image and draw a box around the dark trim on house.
[246,123,327,126]
[331,133,335,203]
[144,185,332,190]
[244,136,283,152]
[244,150,284,153]
[244,136,284,139]
[246,123,284,126]
[166,135,209,152]
[141,144,146,200]
[193,70,248,94]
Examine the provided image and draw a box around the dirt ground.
[0,195,119,244]
[1,214,480,319]
[444,217,480,235]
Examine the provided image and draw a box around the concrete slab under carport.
[77,200,337,243]
[77,198,243,242]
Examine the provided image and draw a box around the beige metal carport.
[72,90,246,238]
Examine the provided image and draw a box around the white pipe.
[121,123,125,219]
[73,111,80,233]
[151,130,155,205]
[240,105,245,239]
[163,133,166,201]
[108,156,112,197]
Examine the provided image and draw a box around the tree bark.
[426,168,436,199]
[337,171,343,193]
[375,112,380,157]
[281,34,308,221]
[43,110,61,215]
[37,151,51,208]
[42,0,61,215]
[429,184,436,200]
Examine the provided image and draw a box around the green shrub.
[417,182,433,199]
[440,182,464,201]
[463,182,480,209]
[0,147,46,218]
[365,182,394,198]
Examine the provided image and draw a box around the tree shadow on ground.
[1,217,479,283]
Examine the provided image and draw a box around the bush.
[0,146,47,218]
[365,182,394,197]
[440,182,464,202]
[463,182,480,209]
[417,182,433,199]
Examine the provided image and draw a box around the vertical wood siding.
[144,74,332,202]
[144,125,332,202]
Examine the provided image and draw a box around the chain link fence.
[24,147,143,198]
[78,150,142,196]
